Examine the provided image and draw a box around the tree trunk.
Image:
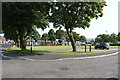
[66,28,77,52]
[45,40,47,46]
[14,37,20,47]
[15,39,20,47]
[20,36,26,50]
[67,41,69,45]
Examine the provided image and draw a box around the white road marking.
[56,52,119,61]
[31,52,119,61]
[2,52,119,61]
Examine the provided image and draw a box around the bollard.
[30,46,32,53]
[85,45,86,52]
[89,45,91,52]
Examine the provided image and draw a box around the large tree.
[2,2,50,50]
[41,33,49,45]
[95,34,110,43]
[65,31,70,45]
[79,35,86,42]
[118,32,120,41]
[48,29,56,42]
[73,32,80,42]
[109,33,118,43]
[26,25,41,42]
[56,29,66,40]
[50,2,106,51]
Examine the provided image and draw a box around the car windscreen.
[100,43,109,45]
[95,43,100,45]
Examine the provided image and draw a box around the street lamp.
[106,30,108,34]
[30,29,33,53]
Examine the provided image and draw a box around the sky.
[37,0,119,39]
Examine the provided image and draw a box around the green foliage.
[79,35,86,42]
[118,32,120,41]
[73,32,80,42]
[65,32,70,42]
[109,33,118,43]
[32,29,41,41]
[95,34,110,43]
[95,33,118,43]
[41,33,49,41]
[56,29,66,40]
[50,2,106,51]
[26,25,41,41]
[48,29,56,41]
[50,2,106,29]
[2,2,50,50]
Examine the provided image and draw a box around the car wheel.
[107,48,109,50]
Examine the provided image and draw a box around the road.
[0,44,12,60]
[0,44,119,79]
[2,53,119,78]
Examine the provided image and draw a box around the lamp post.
[106,30,108,34]
[85,45,86,52]
[30,29,32,53]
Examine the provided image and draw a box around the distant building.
[39,40,56,46]
[0,37,6,44]
[26,40,56,46]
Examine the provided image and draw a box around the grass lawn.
[57,49,108,55]
[79,46,120,49]
[109,46,120,48]
[4,45,72,55]
[26,45,72,51]
[79,46,94,49]
[4,45,118,56]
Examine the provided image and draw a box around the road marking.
[56,52,119,61]
[31,51,119,61]
[2,52,119,61]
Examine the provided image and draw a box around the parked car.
[94,43,110,50]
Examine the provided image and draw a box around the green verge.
[4,45,118,56]
[79,46,120,49]
[4,45,72,55]
[26,45,72,51]
[57,49,108,55]
[110,46,120,48]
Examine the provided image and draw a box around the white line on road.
[3,52,119,61]
[56,52,119,61]
[31,51,119,61]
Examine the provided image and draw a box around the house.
[0,37,6,44]
[26,40,56,46]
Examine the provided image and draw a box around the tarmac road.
[2,52,119,78]
[0,44,119,79]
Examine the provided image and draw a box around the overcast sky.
[37,0,119,39]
